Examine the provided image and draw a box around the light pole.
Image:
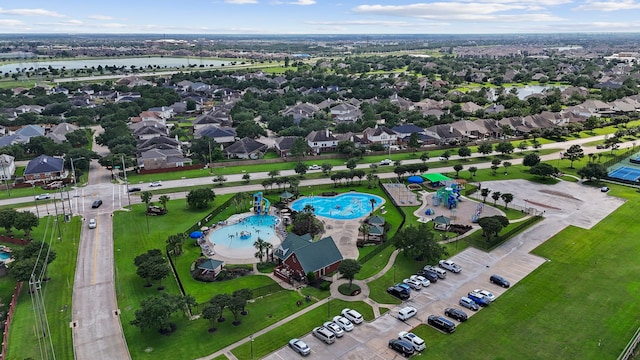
[327,296,331,319]
[250,334,254,360]
[70,157,84,197]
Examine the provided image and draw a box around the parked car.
[341,308,363,324]
[417,269,438,283]
[459,296,479,311]
[427,315,456,333]
[312,326,336,344]
[439,259,462,273]
[88,218,97,229]
[601,186,610,192]
[128,187,141,192]
[332,316,354,332]
[323,321,344,338]
[444,307,468,322]
[91,199,103,208]
[288,338,311,356]
[596,144,604,149]
[467,291,491,307]
[387,286,410,300]
[490,274,511,288]
[149,181,162,187]
[396,283,412,293]
[308,164,321,170]
[410,274,431,287]
[398,306,417,321]
[403,278,422,290]
[380,159,392,165]
[35,193,51,200]
[388,338,415,357]
[473,289,496,302]
[398,331,426,352]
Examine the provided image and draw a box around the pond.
[492,85,568,100]
[0,57,233,73]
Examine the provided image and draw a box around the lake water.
[492,85,568,100]
[0,57,232,73]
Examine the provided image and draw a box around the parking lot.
[265,180,625,359]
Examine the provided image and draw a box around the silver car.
[459,296,479,311]
[323,321,344,337]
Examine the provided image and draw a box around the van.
[398,306,417,321]
[425,265,447,279]
[312,326,336,344]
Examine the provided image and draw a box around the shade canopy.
[279,191,294,199]
[189,231,203,239]
[407,175,424,184]
[421,173,452,183]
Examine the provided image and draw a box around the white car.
[439,259,462,273]
[473,288,496,302]
[410,274,430,288]
[380,159,392,165]
[308,164,321,170]
[88,218,97,229]
[403,278,422,290]
[398,331,426,352]
[149,181,162,187]
[288,338,311,356]
[332,315,354,331]
[341,308,363,324]
[35,193,51,200]
[323,321,344,337]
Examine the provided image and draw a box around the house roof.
[294,236,343,274]
[275,233,313,260]
[274,136,299,151]
[421,173,452,183]
[306,130,337,142]
[223,137,267,156]
[367,215,386,226]
[197,259,224,271]
[15,124,45,138]
[433,215,451,225]
[367,224,384,236]
[195,126,236,140]
[392,124,424,134]
[24,155,64,175]
[0,154,14,166]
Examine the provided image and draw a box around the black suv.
[387,286,410,300]
[417,269,438,283]
[388,339,415,357]
[91,199,103,208]
[427,315,456,333]
[444,308,468,322]
[490,274,510,288]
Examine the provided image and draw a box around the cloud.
[573,0,640,11]
[88,15,115,21]
[224,0,258,3]
[290,0,316,4]
[0,19,25,27]
[306,20,415,27]
[0,8,64,17]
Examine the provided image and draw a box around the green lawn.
[412,186,640,359]
[6,216,81,360]
[231,299,373,359]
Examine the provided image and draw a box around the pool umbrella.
[190,231,203,239]
[279,191,294,200]
[407,176,424,184]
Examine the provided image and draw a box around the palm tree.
[369,198,377,215]
[159,195,170,213]
[141,191,153,213]
[264,242,273,262]
[253,237,267,263]
[359,223,369,242]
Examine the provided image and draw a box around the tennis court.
[608,166,640,181]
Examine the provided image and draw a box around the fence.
[618,326,640,360]
[185,193,242,235]
[0,282,22,360]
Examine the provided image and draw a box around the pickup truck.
[439,259,462,273]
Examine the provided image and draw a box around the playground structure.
[384,180,418,206]
[253,191,270,215]
[432,184,462,209]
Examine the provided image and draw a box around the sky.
[0,0,638,35]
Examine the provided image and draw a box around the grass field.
[6,216,81,360]
[410,185,640,359]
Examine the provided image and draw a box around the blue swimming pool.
[290,193,384,220]
[0,251,10,261]
[209,215,278,249]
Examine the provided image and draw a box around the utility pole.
[121,155,132,209]
[32,183,40,218]
[70,157,84,197]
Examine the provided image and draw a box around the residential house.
[16,105,44,114]
[424,124,465,145]
[137,148,192,170]
[24,154,65,182]
[15,124,46,139]
[306,129,338,154]
[460,102,483,114]
[273,136,300,158]
[473,119,502,138]
[194,126,237,144]
[130,120,169,141]
[147,106,174,120]
[137,136,182,153]
[223,138,267,159]
[450,120,487,140]
[47,122,79,144]
[389,93,414,111]
[329,103,362,123]
[282,102,320,123]
[138,111,165,124]
[0,154,15,180]
[484,104,505,114]
[273,233,343,283]
[116,76,153,88]
[193,107,233,131]
[362,126,398,146]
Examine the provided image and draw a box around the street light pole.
[327,296,331,319]
[70,157,84,197]
[250,334,254,360]
[121,155,132,209]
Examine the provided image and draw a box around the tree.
[531,139,542,150]
[478,142,493,155]
[134,249,169,287]
[491,191,501,206]
[407,133,420,153]
[232,288,252,315]
[267,170,280,180]
[321,162,333,175]
[501,193,514,209]
[242,173,251,184]
[253,237,268,263]
[457,146,471,160]
[346,158,358,170]
[503,161,512,175]
[453,164,464,178]
[141,191,153,212]
[158,195,170,213]
[294,162,308,177]
[469,166,478,177]
[290,137,310,159]
[186,188,216,209]
[394,223,446,262]
[9,241,56,281]
[369,198,377,214]
[228,295,246,325]
[213,175,227,186]
[0,208,17,234]
[517,141,529,152]
[564,144,584,169]
[491,158,501,175]
[130,293,192,333]
[523,153,541,167]
[495,141,514,155]
[166,233,187,256]
[209,293,232,322]
[337,259,361,289]
[14,211,39,238]
[530,163,558,178]
[65,129,91,148]
[577,163,608,182]
[420,152,430,163]
[481,188,490,203]
[477,217,504,244]
[440,150,451,161]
